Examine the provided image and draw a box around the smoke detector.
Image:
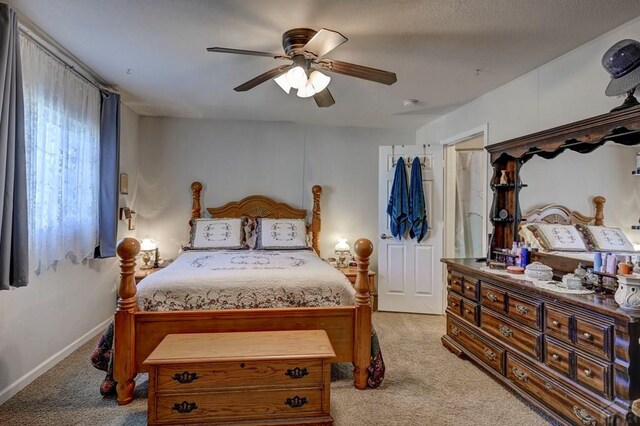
[402,99,419,107]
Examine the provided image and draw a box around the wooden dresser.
[442,259,640,426]
[144,330,335,425]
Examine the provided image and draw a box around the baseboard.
[0,316,112,406]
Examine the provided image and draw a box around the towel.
[409,156,428,242]
[386,157,409,239]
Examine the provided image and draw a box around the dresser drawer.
[154,387,323,423]
[481,310,540,360]
[156,360,323,392]
[506,355,613,426]
[507,293,541,330]
[447,292,463,317]
[447,318,504,374]
[575,318,612,360]
[544,338,572,378]
[480,283,507,314]
[545,306,572,344]
[462,299,479,326]
[450,273,463,296]
[575,352,611,398]
[462,276,479,301]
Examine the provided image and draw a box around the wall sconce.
[334,238,350,268]
[140,238,159,269]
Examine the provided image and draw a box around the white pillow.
[576,225,635,252]
[254,218,309,250]
[524,223,588,252]
[190,218,245,249]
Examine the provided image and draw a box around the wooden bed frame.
[114,182,373,405]
[520,195,606,273]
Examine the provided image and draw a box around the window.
[20,35,101,272]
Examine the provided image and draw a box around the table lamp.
[140,238,159,269]
[334,238,350,268]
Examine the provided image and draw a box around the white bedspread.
[136,250,356,311]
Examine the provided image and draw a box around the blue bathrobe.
[386,157,409,239]
[409,156,428,242]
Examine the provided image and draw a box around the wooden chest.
[143,330,336,425]
[442,258,640,426]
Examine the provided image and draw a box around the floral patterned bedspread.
[91,249,385,394]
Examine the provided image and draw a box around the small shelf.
[491,183,528,189]
[492,217,515,223]
[632,224,640,230]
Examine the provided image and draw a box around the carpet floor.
[0,312,554,425]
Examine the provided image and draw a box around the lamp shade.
[286,66,307,89]
[309,70,330,93]
[335,238,350,252]
[140,238,158,251]
[297,81,316,98]
[274,74,291,94]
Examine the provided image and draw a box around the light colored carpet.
[0,312,553,425]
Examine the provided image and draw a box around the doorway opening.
[443,128,488,260]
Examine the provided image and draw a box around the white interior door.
[378,145,444,314]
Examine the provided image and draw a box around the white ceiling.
[8,0,640,129]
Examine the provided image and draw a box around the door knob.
[380,233,392,240]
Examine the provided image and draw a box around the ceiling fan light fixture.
[274,74,291,94]
[309,70,331,93]
[297,81,316,98]
[287,66,308,89]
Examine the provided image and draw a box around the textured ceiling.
[8,0,640,129]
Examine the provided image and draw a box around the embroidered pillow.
[254,217,309,250]
[525,223,588,252]
[575,225,635,252]
[190,218,245,249]
[244,217,257,249]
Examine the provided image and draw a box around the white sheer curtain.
[20,35,100,272]
[454,150,484,258]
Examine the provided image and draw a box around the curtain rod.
[16,18,114,93]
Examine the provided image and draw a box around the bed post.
[353,238,373,389]
[593,195,605,226]
[114,238,140,405]
[191,181,203,226]
[311,185,322,256]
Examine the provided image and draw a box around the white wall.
[0,104,140,404]
[417,17,640,240]
[136,117,414,269]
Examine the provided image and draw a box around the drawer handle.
[450,301,457,307]
[465,285,473,291]
[551,353,561,362]
[512,367,528,382]
[451,326,460,336]
[545,382,553,390]
[486,293,498,302]
[499,325,513,338]
[583,332,593,340]
[465,309,471,314]
[516,304,529,315]
[573,406,597,425]
[483,348,496,360]
[172,371,199,384]
[285,367,309,379]
[285,396,308,408]
[552,320,560,327]
[172,401,198,414]
[584,368,593,378]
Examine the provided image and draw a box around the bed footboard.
[353,238,373,389]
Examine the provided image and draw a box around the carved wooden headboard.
[189,182,323,256]
[521,195,606,226]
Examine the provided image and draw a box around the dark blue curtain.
[0,3,28,290]
[94,91,120,258]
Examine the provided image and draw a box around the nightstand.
[134,267,161,284]
[338,267,377,311]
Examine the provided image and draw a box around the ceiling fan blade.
[234,65,291,92]
[318,59,397,85]
[303,28,348,58]
[313,88,335,108]
[207,47,289,60]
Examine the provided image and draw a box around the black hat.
[602,39,640,96]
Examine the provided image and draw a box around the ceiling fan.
[207,28,397,108]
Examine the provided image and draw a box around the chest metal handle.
[583,332,593,340]
[486,293,497,302]
[512,367,528,382]
[573,406,596,425]
[285,367,309,379]
[451,326,460,336]
[551,353,560,361]
[516,304,529,315]
[551,320,560,327]
[483,348,496,360]
[172,401,198,414]
[285,396,308,408]
[499,325,513,338]
[172,372,199,384]
[583,369,593,378]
